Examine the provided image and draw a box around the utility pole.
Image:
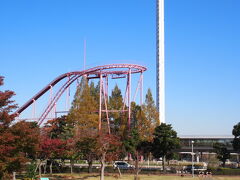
[192,141,195,178]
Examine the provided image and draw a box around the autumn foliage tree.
[0,76,40,179]
[67,79,122,179]
[95,133,121,180]
[38,136,66,174]
[142,88,159,126]
[39,116,76,174]
[66,78,99,172]
[128,93,158,169]
[68,77,98,137]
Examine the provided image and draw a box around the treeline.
[0,76,180,179]
[1,76,240,179]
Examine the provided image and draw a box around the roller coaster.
[15,64,147,132]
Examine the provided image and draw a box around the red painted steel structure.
[15,64,146,132]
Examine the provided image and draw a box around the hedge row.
[208,167,240,175]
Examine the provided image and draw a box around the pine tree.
[68,77,98,138]
[213,142,230,167]
[151,123,180,172]
[131,102,153,142]
[44,115,73,140]
[109,84,125,135]
[129,102,153,176]
[136,108,153,142]
[131,102,141,129]
[232,122,240,166]
[123,128,142,178]
[89,81,99,106]
[142,88,159,126]
[66,77,99,173]
[109,84,123,111]
[232,122,240,152]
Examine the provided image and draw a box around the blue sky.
[0,0,239,135]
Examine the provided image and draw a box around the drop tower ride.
[156,0,165,124]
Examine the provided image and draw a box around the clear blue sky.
[0,0,239,135]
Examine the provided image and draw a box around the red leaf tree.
[0,76,40,179]
[95,133,122,180]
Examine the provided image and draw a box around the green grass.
[41,173,240,180]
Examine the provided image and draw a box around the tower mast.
[157,0,165,124]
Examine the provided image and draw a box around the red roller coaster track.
[15,64,147,130]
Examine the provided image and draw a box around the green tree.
[123,128,141,178]
[232,122,240,165]
[137,140,152,161]
[76,137,97,173]
[89,81,99,106]
[130,102,141,129]
[109,84,123,112]
[151,123,180,172]
[213,142,230,167]
[123,129,140,157]
[109,84,125,135]
[44,115,74,140]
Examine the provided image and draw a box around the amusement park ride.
[15,0,166,129]
[15,64,147,133]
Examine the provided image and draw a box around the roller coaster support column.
[66,75,70,111]
[133,72,143,104]
[128,68,131,131]
[54,103,57,119]
[99,72,102,132]
[105,76,108,100]
[102,77,110,134]
[140,72,143,105]
[49,85,53,118]
[32,99,36,120]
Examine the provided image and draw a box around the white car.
[113,161,134,169]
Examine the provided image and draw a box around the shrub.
[208,167,240,175]
[25,162,37,179]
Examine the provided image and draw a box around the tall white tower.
[156,0,165,124]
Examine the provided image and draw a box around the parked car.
[113,161,134,169]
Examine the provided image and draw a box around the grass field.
[43,173,240,180]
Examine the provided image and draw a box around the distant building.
[178,135,237,162]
